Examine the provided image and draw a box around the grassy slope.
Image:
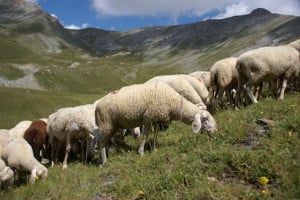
[0,87,100,128]
[0,92,299,199]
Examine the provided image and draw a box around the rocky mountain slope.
[0,0,300,93]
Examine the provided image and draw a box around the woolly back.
[237,46,299,83]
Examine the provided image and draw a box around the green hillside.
[0,93,299,199]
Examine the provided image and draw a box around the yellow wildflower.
[138,190,145,196]
[261,189,269,195]
[259,176,269,185]
[228,118,232,123]
[288,131,293,137]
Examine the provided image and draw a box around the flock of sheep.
[0,38,299,189]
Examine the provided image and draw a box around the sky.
[26,0,300,31]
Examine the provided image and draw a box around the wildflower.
[259,176,269,185]
[138,190,145,196]
[288,131,293,137]
[228,118,232,123]
[261,189,269,195]
[260,111,264,114]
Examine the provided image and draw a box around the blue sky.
[27,0,300,31]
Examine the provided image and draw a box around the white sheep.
[209,57,238,107]
[8,120,32,137]
[236,45,300,103]
[288,38,300,52]
[47,102,100,169]
[0,134,47,184]
[95,82,217,165]
[145,75,207,109]
[0,130,14,187]
[188,71,211,89]
[288,39,300,91]
[180,74,210,104]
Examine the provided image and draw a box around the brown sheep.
[23,120,48,162]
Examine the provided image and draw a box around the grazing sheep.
[189,71,211,89]
[23,120,48,162]
[8,120,32,138]
[209,57,238,107]
[288,39,300,91]
[145,75,207,109]
[0,136,47,184]
[95,82,217,165]
[180,74,210,104]
[0,130,14,187]
[47,102,100,169]
[236,46,300,103]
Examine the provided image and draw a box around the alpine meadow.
[0,0,299,199]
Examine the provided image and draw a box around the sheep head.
[199,110,217,135]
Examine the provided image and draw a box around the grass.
[0,91,299,199]
[0,87,100,128]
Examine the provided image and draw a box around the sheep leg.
[152,124,159,152]
[50,134,55,168]
[254,83,263,100]
[243,84,258,103]
[279,78,288,99]
[80,137,87,164]
[138,126,149,156]
[62,132,71,170]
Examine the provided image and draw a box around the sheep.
[288,39,300,91]
[180,74,210,104]
[145,75,207,109]
[0,135,47,184]
[8,120,32,138]
[0,130,14,187]
[189,71,211,89]
[209,57,238,107]
[288,38,300,52]
[236,45,300,104]
[95,82,217,165]
[47,102,100,169]
[23,119,48,162]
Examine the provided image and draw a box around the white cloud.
[25,0,38,3]
[50,13,58,19]
[91,0,300,20]
[65,23,89,30]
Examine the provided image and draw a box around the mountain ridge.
[0,0,300,94]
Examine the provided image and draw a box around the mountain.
[0,0,300,94]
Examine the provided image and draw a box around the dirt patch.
[0,64,44,90]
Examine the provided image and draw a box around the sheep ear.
[192,113,201,133]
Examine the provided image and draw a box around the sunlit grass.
[0,92,299,199]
